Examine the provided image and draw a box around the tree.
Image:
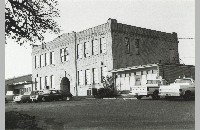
[5,0,60,45]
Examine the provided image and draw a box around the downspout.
[73,31,78,96]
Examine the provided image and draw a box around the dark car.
[13,92,32,103]
[30,90,44,103]
[41,90,73,102]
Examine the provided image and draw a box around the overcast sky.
[5,0,195,79]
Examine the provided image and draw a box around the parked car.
[41,90,73,102]
[5,91,18,103]
[30,90,44,103]
[13,92,32,103]
[159,78,195,100]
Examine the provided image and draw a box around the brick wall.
[32,33,77,95]
[158,64,195,83]
[111,19,179,69]
[75,20,113,96]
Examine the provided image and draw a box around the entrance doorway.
[60,77,70,92]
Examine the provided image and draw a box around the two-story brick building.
[32,18,180,96]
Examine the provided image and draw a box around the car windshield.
[50,90,57,94]
[31,91,38,94]
[175,79,192,83]
[24,92,31,95]
[147,80,160,84]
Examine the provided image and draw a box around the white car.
[159,78,195,100]
[13,92,32,103]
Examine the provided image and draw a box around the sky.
[5,0,195,79]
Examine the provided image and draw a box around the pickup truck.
[130,79,168,100]
[159,78,195,100]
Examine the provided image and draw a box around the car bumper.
[159,92,182,97]
[13,99,21,102]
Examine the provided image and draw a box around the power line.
[178,38,195,39]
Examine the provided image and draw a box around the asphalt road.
[5,98,195,130]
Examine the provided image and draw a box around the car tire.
[183,90,191,101]
[152,91,160,100]
[62,97,67,101]
[136,96,142,100]
[42,97,46,102]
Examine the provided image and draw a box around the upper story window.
[41,54,45,67]
[135,39,140,55]
[77,44,83,59]
[60,48,69,62]
[35,56,37,69]
[92,39,98,55]
[45,53,50,66]
[78,70,84,85]
[125,37,130,53]
[84,41,90,57]
[100,37,107,53]
[50,51,55,64]
[85,69,91,85]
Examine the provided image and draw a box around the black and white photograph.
[5,0,195,129]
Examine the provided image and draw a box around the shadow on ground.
[5,111,43,130]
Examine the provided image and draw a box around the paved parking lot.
[5,98,195,130]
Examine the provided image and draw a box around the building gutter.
[73,31,78,96]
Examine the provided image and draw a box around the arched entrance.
[60,77,70,92]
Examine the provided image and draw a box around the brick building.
[32,19,180,96]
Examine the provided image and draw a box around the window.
[45,53,50,66]
[92,39,98,55]
[136,71,141,75]
[147,70,153,74]
[60,48,65,62]
[50,51,55,64]
[84,41,90,57]
[143,71,147,75]
[135,39,140,55]
[100,37,107,53]
[35,56,37,68]
[39,55,42,67]
[78,71,84,85]
[125,37,130,53]
[50,75,55,89]
[40,77,42,90]
[77,44,83,59]
[65,48,69,61]
[45,76,48,87]
[41,54,45,67]
[101,66,107,82]
[44,53,47,66]
[60,48,69,62]
[93,68,99,84]
[152,70,158,74]
[35,78,37,90]
[85,69,91,85]
[36,56,40,68]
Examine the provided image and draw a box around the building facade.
[110,64,195,91]
[32,19,180,96]
[5,74,33,95]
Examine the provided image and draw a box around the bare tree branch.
[5,0,60,45]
